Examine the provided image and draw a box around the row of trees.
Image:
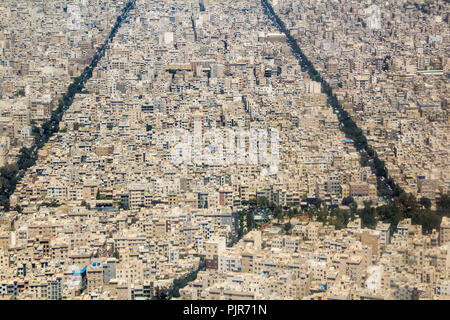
[260,0,401,200]
[260,0,449,233]
[153,256,206,300]
[317,192,450,233]
[0,1,136,211]
[238,192,450,235]
[239,197,296,236]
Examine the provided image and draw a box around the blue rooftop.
[72,265,87,274]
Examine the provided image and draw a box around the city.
[0,0,448,301]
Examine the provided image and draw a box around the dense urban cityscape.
[0,0,448,301]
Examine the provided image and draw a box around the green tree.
[360,202,377,228]
[350,201,358,213]
[283,222,293,233]
[273,205,283,223]
[319,205,329,219]
[437,194,450,215]
[314,198,322,209]
[81,200,90,209]
[256,196,269,208]
[342,196,355,206]
[287,208,295,222]
[419,197,431,210]
[153,287,168,300]
[246,210,255,231]
[0,200,10,212]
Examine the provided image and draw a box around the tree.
[248,198,257,207]
[81,200,90,209]
[40,201,60,208]
[349,201,358,213]
[419,197,431,210]
[246,210,255,231]
[168,260,205,298]
[256,196,269,208]
[417,209,441,233]
[273,205,283,223]
[395,193,419,214]
[283,222,293,233]
[153,287,168,300]
[317,206,328,224]
[18,147,36,170]
[360,202,377,228]
[314,198,322,209]
[342,196,355,206]
[0,200,10,212]
[0,0,136,212]
[437,194,450,215]
[287,208,295,221]
[328,208,348,230]
[228,232,238,247]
